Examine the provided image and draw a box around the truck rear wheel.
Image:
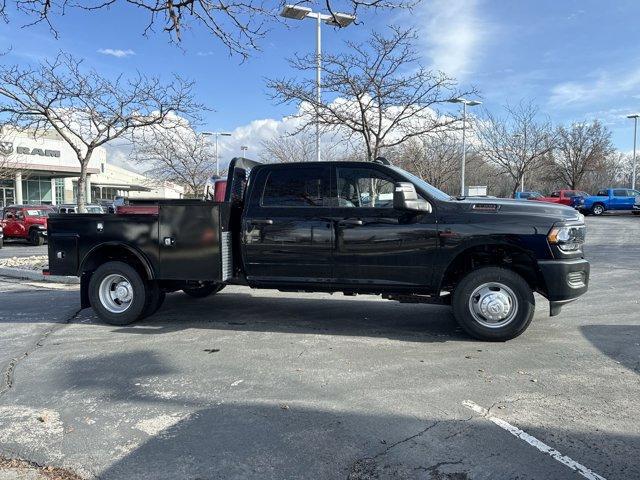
[89,261,147,326]
[591,203,605,216]
[141,281,165,319]
[452,267,535,341]
[182,283,225,298]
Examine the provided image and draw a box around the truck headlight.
[548,224,586,252]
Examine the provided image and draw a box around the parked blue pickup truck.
[581,188,640,215]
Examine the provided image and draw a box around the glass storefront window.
[21,176,54,205]
[55,178,64,205]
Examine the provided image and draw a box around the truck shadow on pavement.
[109,291,471,343]
[581,324,640,375]
[94,401,636,480]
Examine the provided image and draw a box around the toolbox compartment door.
[48,233,79,276]
[159,203,221,281]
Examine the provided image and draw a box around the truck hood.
[27,217,48,227]
[455,197,582,222]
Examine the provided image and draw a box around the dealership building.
[0,128,183,207]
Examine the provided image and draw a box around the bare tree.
[396,132,461,190]
[260,131,339,163]
[0,0,413,59]
[133,126,215,196]
[0,52,202,211]
[552,120,615,189]
[476,101,556,196]
[268,27,471,161]
[260,133,315,164]
[580,151,630,194]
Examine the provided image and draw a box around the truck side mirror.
[393,182,432,213]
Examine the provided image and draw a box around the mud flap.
[80,272,91,309]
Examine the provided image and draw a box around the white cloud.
[416,0,488,80]
[550,66,640,107]
[97,48,136,58]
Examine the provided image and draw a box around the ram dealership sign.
[17,146,61,157]
[0,142,61,158]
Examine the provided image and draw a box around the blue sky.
[1,0,639,158]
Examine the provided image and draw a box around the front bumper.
[538,258,590,316]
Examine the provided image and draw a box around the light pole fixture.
[628,114,639,190]
[448,97,482,196]
[280,5,356,162]
[202,131,232,176]
[241,145,248,158]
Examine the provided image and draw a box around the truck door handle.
[251,219,274,225]
[338,219,363,226]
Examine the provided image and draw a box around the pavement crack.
[0,307,82,398]
[348,418,442,477]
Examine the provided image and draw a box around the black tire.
[452,267,535,341]
[182,283,225,298]
[141,281,166,319]
[88,261,147,326]
[29,229,44,246]
[591,203,605,216]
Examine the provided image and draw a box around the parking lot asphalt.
[0,215,638,480]
[0,243,47,259]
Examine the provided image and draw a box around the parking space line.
[462,400,606,480]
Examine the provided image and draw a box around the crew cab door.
[242,164,334,285]
[611,189,630,210]
[331,165,439,289]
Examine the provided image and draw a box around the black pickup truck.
[46,158,589,341]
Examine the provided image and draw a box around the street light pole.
[202,131,232,175]
[280,5,356,162]
[448,97,482,196]
[628,114,639,190]
[316,13,322,163]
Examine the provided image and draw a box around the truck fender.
[436,241,542,294]
[79,242,155,280]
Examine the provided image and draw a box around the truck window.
[551,191,559,197]
[597,190,607,196]
[261,167,329,207]
[613,189,628,197]
[337,168,395,208]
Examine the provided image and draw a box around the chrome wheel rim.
[593,205,603,214]
[468,282,518,328]
[99,274,134,314]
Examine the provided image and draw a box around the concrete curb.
[0,266,79,284]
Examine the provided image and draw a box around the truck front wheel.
[89,261,147,326]
[452,267,535,341]
[29,229,44,246]
[182,283,225,298]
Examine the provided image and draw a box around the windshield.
[24,209,50,217]
[389,166,452,201]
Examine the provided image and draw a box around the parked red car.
[0,205,54,245]
[530,190,589,207]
